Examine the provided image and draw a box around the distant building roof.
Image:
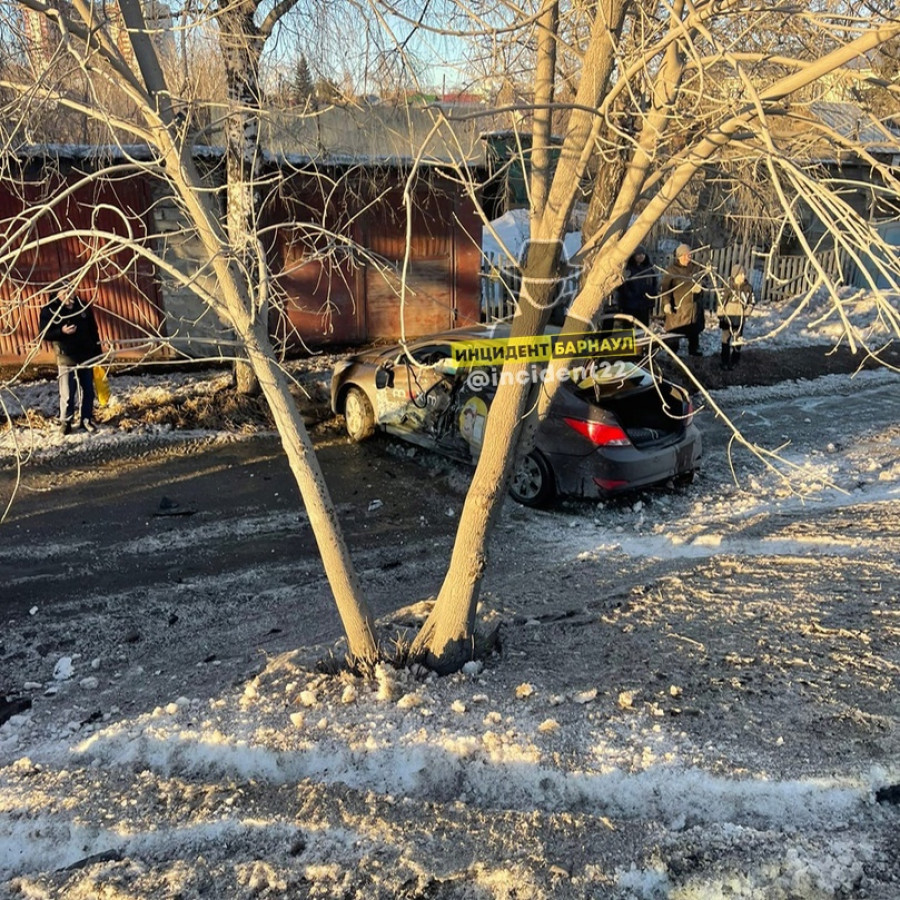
[809,100,899,153]
[9,123,485,172]
[767,100,899,166]
[261,105,487,166]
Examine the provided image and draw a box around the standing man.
[39,286,102,434]
[660,243,706,356]
[617,245,658,328]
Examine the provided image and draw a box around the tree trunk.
[410,241,562,673]
[410,0,628,673]
[241,321,379,663]
[221,0,264,398]
[119,0,378,664]
[234,358,260,395]
[531,0,558,218]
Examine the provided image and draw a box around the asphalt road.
[1,428,477,711]
[3,371,900,723]
[2,429,468,615]
[5,372,900,624]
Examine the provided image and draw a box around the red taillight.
[685,398,694,426]
[593,477,629,490]
[563,417,631,446]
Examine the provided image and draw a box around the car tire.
[343,387,375,442]
[509,450,555,508]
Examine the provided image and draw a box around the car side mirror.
[375,366,393,389]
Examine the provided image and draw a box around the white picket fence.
[480,243,857,320]
[693,245,855,305]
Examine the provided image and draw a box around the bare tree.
[1,0,898,677]
[406,0,900,670]
[1,0,380,663]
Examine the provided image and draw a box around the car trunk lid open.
[569,382,690,450]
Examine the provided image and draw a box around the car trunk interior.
[595,384,688,448]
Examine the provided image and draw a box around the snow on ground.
[2,289,900,898]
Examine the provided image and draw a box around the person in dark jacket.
[659,243,706,356]
[39,287,102,434]
[617,246,658,328]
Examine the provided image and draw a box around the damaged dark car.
[330,322,701,507]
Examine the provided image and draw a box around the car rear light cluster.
[563,417,631,446]
[593,476,629,490]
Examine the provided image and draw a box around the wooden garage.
[0,158,164,367]
[267,162,482,350]
[0,147,483,367]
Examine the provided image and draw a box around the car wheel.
[343,387,375,442]
[509,451,555,507]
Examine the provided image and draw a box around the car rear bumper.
[544,424,702,498]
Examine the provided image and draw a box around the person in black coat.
[617,246,658,328]
[39,287,102,434]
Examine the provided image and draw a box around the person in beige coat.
[717,264,755,370]
[659,244,705,356]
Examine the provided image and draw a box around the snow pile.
[2,639,893,897]
[482,208,583,264]
[747,287,900,349]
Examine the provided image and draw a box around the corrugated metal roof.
[260,105,487,166]
[10,138,477,172]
